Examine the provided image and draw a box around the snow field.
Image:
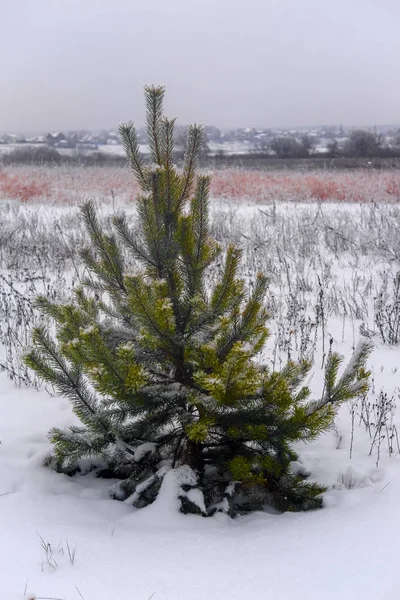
[1,193,400,599]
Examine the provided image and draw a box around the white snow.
[1,365,400,600]
[1,197,400,598]
[133,442,157,462]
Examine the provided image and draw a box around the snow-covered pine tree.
[25,86,371,516]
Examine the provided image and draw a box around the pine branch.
[191,175,211,269]
[125,277,176,346]
[306,339,372,415]
[162,117,176,214]
[145,85,165,165]
[178,125,203,206]
[162,117,176,171]
[217,274,269,362]
[25,327,101,426]
[112,213,158,270]
[137,196,165,276]
[118,122,147,188]
[211,245,243,316]
[80,201,126,292]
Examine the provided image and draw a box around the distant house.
[76,142,99,150]
[26,136,46,144]
[46,132,66,145]
[1,134,15,143]
[55,139,69,148]
[79,134,100,145]
[1,133,26,143]
[4,134,19,143]
[107,132,119,145]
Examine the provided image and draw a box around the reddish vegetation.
[0,170,51,202]
[386,178,400,199]
[209,170,400,204]
[1,165,400,204]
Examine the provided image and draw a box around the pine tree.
[25,86,371,516]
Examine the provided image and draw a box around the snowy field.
[1,175,400,598]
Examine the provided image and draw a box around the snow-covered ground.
[1,350,399,600]
[1,197,400,599]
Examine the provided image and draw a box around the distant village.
[0,130,120,152]
[1,124,400,159]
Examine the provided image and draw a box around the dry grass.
[1,165,400,204]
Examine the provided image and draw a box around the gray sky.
[1,0,399,131]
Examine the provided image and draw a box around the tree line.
[2,129,400,166]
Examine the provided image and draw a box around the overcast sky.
[1,0,399,132]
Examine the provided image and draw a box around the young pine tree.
[25,86,371,516]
